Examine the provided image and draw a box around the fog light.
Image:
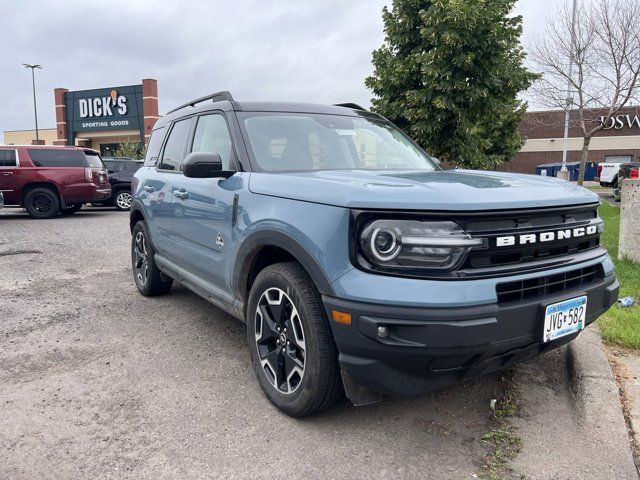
[377,326,389,338]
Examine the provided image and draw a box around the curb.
[567,325,639,478]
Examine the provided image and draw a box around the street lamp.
[23,63,42,143]
[560,0,578,177]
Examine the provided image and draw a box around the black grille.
[496,264,604,304]
[351,203,603,280]
[460,204,602,273]
[467,237,599,268]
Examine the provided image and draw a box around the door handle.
[1,172,14,176]
[143,186,156,193]
[173,189,189,200]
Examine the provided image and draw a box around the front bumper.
[323,269,619,397]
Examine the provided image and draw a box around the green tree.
[366,0,538,169]
[113,141,146,159]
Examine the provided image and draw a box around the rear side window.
[28,149,86,167]
[0,149,17,167]
[159,119,191,171]
[144,127,166,167]
[84,151,104,168]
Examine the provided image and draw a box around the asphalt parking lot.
[0,208,636,479]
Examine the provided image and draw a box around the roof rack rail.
[167,91,235,114]
[334,103,367,111]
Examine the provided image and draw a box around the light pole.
[560,0,578,178]
[23,63,42,143]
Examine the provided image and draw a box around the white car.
[599,158,626,187]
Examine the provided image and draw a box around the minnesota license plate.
[542,295,587,343]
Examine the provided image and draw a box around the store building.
[54,78,159,155]
[3,78,159,156]
[3,128,57,145]
[499,106,640,174]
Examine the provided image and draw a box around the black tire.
[61,203,83,215]
[246,262,343,417]
[131,220,173,296]
[24,187,61,219]
[114,190,133,211]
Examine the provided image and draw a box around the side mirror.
[182,152,234,179]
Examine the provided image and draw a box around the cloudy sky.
[0,0,573,135]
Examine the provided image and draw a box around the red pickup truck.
[0,145,111,218]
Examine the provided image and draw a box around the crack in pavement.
[0,249,42,257]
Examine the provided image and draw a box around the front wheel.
[246,262,343,417]
[114,190,133,211]
[131,220,173,296]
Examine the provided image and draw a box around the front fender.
[232,228,337,298]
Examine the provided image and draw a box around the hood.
[248,169,599,211]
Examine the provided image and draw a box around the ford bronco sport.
[0,145,111,218]
[130,92,619,417]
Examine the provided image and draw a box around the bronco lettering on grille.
[496,225,599,247]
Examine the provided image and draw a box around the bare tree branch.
[527,0,640,184]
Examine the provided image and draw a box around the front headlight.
[359,220,486,273]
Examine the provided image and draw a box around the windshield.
[239,112,438,172]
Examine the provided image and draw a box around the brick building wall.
[497,106,640,174]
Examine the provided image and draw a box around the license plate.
[542,295,587,343]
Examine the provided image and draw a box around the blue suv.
[130,91,619,417]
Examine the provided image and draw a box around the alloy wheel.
[31,192,55,216]
[254,288,306,394]
[116,192,133,210]
[134,231,148,286]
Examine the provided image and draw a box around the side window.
[0,149,17,167]
[28,149,85,167]
[159,120,191,171]
[144,126,166,167]
[103,160,115,172]
[191,114,236,170]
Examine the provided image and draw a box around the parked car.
[94,157,142,210]
[0,145,111,218]
[130,92,618,417]
[613,162,640,201]
[597,157,633,187]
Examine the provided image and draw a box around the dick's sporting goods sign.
[65,84,144,143]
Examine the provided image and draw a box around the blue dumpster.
[535,161,598,181]
[535,163,557,177]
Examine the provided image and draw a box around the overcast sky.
[0,0,573,135]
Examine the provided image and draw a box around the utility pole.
[559,0,578,179]
[23,63,42,143]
